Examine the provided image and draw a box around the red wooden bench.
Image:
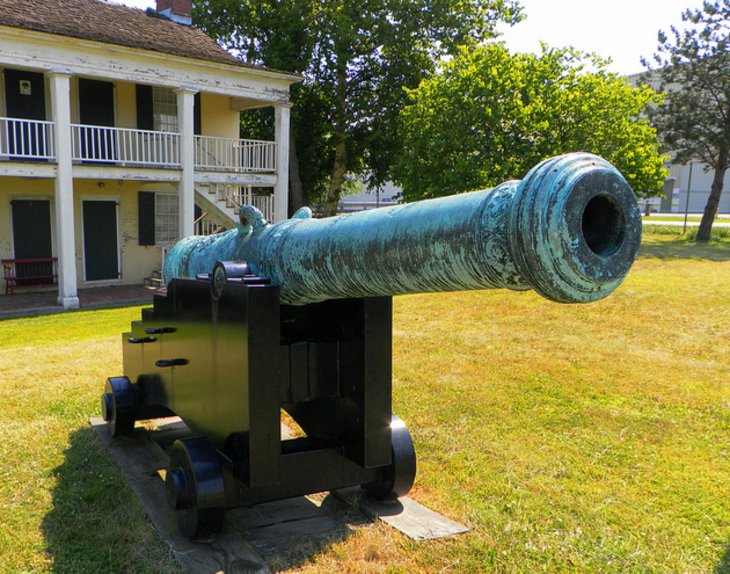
[2,257,58,294]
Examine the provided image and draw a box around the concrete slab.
[91,416,467,573]
[359,495,469,540]
[91,416,269,573]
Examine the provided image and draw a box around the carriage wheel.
[165,436,226,539]
[363,414,417,500]
[101,376,137,437]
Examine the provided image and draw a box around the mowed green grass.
[0,229,728,573]
[0,308,181,573]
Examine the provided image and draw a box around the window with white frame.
[153,86,178,133]
[155,193,178,244]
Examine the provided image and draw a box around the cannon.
[102,153,641,539]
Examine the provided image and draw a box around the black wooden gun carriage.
[101,154,641,538]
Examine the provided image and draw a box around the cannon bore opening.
[581,194,626,257]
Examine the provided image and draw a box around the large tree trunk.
[321,137,347,216]
[319,64,348,217]
[288,130,305,215]
[696,147,728,242]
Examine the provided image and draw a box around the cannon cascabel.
[163,153,642,305]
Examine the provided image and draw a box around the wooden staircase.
[195,184,276,227]
[143,269,164,290]
[140,186,275,289]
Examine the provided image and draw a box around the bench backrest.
[2,257,58,280]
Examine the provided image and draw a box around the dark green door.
[79,79,115,162]
[11,199,53,285]
[83,201,119,281]
[4,69,47,159]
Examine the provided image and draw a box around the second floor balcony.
[0,116,277,174]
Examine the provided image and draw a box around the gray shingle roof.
[0,0,254,69]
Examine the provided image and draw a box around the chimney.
[156,0,192,26]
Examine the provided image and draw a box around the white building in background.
[659,162,730,214]
[627,71,730,214]
[0,0,299,307]
[337,181,401,213]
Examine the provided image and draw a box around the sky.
[110,0,703,76]
[498,0,703,75]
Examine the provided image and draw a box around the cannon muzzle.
[164,153,642,304]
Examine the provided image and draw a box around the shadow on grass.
[640,228,730,261]
[41,426,365,573]
[639,242,730,261]
[41,427,180,574]
[717,546,730,574]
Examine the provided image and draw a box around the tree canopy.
[643,0,730,241]
[392,43,668,202]
[193,0,523,214]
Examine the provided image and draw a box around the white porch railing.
[193,211,227,236]
[194,136,276,172]
[204,183,276,222]
[0,117,277,175]
[0,117,55,160]
[234,186,275,220]
[71,124,181,167]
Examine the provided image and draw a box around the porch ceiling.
[230,97,282,111]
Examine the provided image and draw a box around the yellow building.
[0,0,298,307]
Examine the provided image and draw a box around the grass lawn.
[1,228,728,573]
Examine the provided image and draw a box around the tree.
[643,0,730,242]
[194,0,523,215]
[392,44,668,202]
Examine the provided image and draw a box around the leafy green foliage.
[393,44,668,201]
[194,0,523,213]
[642,0,730,242]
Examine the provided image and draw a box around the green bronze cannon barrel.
[163,153,642,305]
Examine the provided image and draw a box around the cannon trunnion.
[103,278,416,538]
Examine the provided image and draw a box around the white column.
[49,71,79,309]
[175,87,197,238]
[274,104,291,222]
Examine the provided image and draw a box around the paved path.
[0,284,161,320]
[642,217,730,228]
